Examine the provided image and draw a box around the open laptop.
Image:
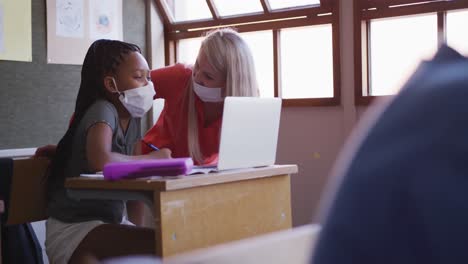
[192,97,282,173]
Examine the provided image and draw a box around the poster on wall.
[0,0,32,62]
[0,3,4,53]
[47,0,122,65]
[89,0,122,40]
[56,0,84,38]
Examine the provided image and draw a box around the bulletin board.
[0,0,32,62]
[46,0,123,65]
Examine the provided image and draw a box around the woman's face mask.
[193,80,223,103]
[192,51,225,102]
[113,79,156,117]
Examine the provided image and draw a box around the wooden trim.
[362,1,468,19]
[273,30,280,98]
[282,98,339,107]
[331,2,341,105]
[154,0,173,25]
[206,0,220,20]
[166,15,333,40]
[145,0,154,67]
[164,30,171,65]
[437,11,446,46]
[167,6,332,32]
[356,95,393,105]
[354,0,365,102]
[173,40,178,65]
[146,0,155,127]
[260,0,271,14]
[362,0,463,8]
[365,20,371,96]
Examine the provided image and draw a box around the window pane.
[212,0,263,17]
[447,9,468,56]
[240,31,274,98]
[269,0,320,10]
[165,0,212,22]
[178,37,203,65]
[280,25,334,99]
[369,14,438,96]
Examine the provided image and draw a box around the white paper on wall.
[0,3,5,53]
[56,0,84,38]
[89,0,122,40]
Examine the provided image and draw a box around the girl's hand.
[34,144,57,158]
[148,148,172,159]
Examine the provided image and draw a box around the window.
[280,25,333,98]
[177,37,203,65]
[167,0,212,22]
[155,0,340,106]
[240,31,274,98]
[355,0,468,103]
[212,0,263,17]
[447,9,468,55]
[269,0,320,10]
[369,14,438,96]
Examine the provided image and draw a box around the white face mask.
[193,80,223,103]
[114,80,156,118]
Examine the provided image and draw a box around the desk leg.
[0,200,3,264]
[152,192,163,257]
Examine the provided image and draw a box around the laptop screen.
[217,97,282,171]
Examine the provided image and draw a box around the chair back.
[0,157,49,225]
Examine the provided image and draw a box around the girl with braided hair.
[45,39,168,264]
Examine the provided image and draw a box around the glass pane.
[178,37,203,65]
[280,25,334,99]
[165,0,212,22]
[269,0,320,10]
[212,0,263,17]
[369,14,438,96]
[240,31,274,98]
[447,9,468,56]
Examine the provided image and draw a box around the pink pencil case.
[103,158,194,180]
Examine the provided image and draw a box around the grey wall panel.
[0,0,146,149]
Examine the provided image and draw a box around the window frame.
[154,0,341,107]
[354,0,468,105]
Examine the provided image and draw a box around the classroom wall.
[0,0,148,149]
[278,0,364,226]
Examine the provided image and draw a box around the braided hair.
[47,39,141,195]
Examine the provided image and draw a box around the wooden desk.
[65,165,297,257]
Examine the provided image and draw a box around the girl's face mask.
[113,78,156,117]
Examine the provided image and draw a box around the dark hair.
[47,39,141,195]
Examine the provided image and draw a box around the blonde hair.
[187,28,259,164]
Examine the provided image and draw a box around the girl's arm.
[86,123,171,172]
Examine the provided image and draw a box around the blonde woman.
[141,28,259,164]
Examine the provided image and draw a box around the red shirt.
[142,64,221,165]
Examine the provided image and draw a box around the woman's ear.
[103,76,117,93]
